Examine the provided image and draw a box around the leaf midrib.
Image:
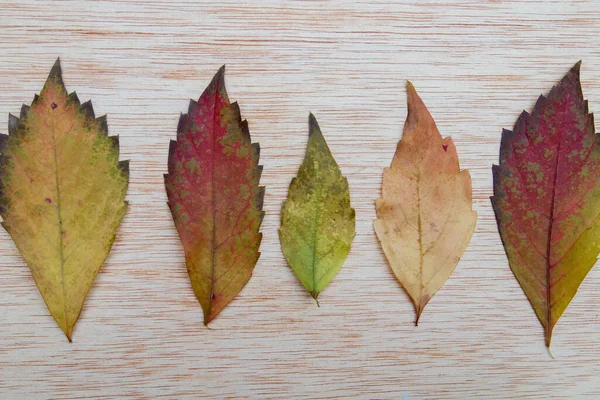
[309,176,322,298]
[416,170,424,325]
[545,130,562,346]
[51,108,69,337]
[208,81,220,320]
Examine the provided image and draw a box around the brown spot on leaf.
[51,103,57,110]
[442,145,448,152]
[45,198,52,204]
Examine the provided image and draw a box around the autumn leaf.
[374,82,477,325]
[492,62,600,347]
[165,66,264,325]
[0,59,129,341]
[279,113,355,304]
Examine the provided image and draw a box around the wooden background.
[1,1,599,398]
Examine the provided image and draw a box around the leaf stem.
[311,291,320,307]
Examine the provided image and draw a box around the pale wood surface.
[1,1,600,399]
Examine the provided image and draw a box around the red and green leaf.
[492,62,600,347]
[165,66,264,325]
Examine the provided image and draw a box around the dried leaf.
[374,82,477,324]
[165,66,264,325]
[0,59,129,341]
[492,62,600,347]
[279,113,355,304]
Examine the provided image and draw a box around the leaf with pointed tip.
[165,66,264,325]
[0,59,129,341]
[279,114,355,303]
[492,62,600,347]
[374,83,477,324]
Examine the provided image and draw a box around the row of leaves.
[0,59,595,349]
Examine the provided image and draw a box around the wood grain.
[1,1,600,398]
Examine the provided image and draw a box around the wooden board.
[1,1,599,398]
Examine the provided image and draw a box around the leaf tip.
[565,61,582,84]
[406,79,418,94]
[308,113,321,137]
[405,80,427,120]
[204,65,227,100]
[212,65,226,86]
[46,57,65,89]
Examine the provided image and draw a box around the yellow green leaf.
[0,59,129,341]
[279,113,355,304]
[374,82,477,324]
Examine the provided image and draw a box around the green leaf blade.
[279,113,355,301]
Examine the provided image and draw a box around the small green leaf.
[279,113,355,303]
